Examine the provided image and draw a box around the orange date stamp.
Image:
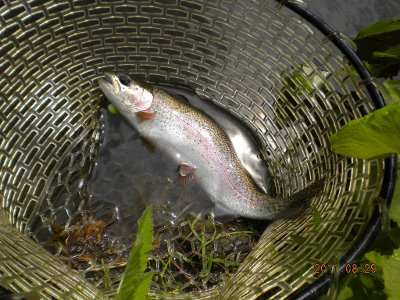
[313,263,377,275]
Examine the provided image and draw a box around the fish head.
[98,73,154,113]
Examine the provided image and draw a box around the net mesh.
[0,0,384,299]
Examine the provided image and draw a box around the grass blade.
[116,205,154,300]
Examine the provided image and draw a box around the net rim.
[0,1,397,299]
[275,1,398,299]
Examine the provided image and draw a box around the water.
[43,79,319,293]
[71,85,271,291]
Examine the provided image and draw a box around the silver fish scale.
[0,0,391,299]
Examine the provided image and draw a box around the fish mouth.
[98,73,121,95]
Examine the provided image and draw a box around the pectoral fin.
[136,110,155,122]
[177,163,196,187]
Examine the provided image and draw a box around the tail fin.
[279,178,325,219]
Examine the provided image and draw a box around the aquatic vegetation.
[116,206,154,300]
[50,200,262,295]
[149,214,261,293]
[51,215,125,270]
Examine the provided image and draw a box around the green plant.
[329,18,400,300]
[353,19,400,78]
[151,214,258,293]
[187,214,252,281]
[330,101,400,159]
[115,206,154,300]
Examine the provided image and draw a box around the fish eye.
[117,74,131,85]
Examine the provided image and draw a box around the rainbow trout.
[98,74,321,220]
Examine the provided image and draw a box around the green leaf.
[388,226,400,247]
[362,61,386,78]
[287,65,329,93]
[372,44,400,60]
[132,271,154,300]
[294,73,313,93]
[354,19,400,40]
[311,204,323,228]
[362,60,400,78]
[353,19,400,78]
[365,249,400,300]
[336,284,354,300]
[335,271,385,300]
[383,80,400,104]
[108,104,119,114]
[290,234,306,245]
[389,161,400,224]
[365,250,384,265]
[116,206,154,300]
[330,102,400,159]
